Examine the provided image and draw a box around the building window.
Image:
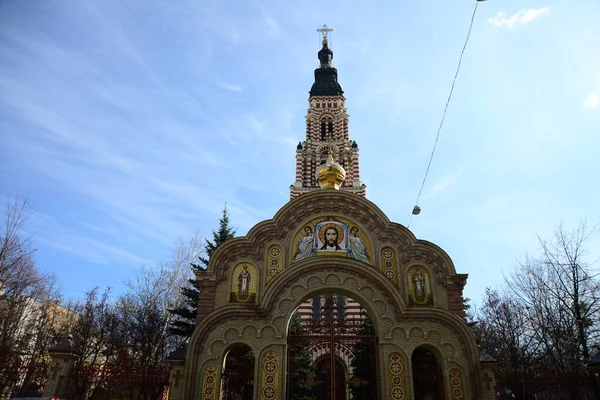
[312,296,321,325]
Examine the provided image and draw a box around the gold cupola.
[316,151,346,190]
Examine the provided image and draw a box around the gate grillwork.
[287,295,378,400]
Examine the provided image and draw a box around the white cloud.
[264,16,280,37]
[36,231,147,267]
[217,81,243,93]
[254,0,280,37]
[583,92,599,109]
[423,169,464,200]
[487,7,550,29]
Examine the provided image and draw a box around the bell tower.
[290,25,366,199]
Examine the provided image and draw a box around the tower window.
[312,296,321,325]
[321,117,333,140]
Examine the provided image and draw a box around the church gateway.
[167,27,497,400]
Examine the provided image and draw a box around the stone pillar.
[43,337,79,398]
[479,352,497,400]
[351,148,361,187]
[447,274,468,319]
[167,345,187,400]
[293,145,304,189]
[196,272,217,323]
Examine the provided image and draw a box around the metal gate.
[287,295,378,400]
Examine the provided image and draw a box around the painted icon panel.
[407,266,433,305]
[292,217,372,264]
[230,263,258,303]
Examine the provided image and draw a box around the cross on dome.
[317,24,334,41]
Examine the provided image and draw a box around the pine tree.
[288,313,316,400]
[168,206,236,341]
[349,311,375,399]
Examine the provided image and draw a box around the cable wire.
[408,2,480,228]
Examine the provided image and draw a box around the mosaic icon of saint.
[348,226,370,263]
[237,265,251,300]
[294,226,315,260]
[412,268,426,301]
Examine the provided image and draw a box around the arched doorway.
[315,356,346,400]
[220,345,254,400]
[412,347,444,400]
[287,294,378,400]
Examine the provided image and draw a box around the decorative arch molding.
[193,259,474,353]
[203,190,460,282]
[185,320,283,399]
[190,259,409,349]
[261,259,407,337]
[314,142,339,156]
[387,314,480,365]
[188,258,411,353]
[185,256,481,399]
[219,341,258,365]
[402,240,459,278]
[387,317,480,400]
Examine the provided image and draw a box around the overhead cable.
[408,1,481,228]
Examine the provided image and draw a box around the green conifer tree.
[288,313,317,400]
[168,205,236,340]
[349,311,375,399]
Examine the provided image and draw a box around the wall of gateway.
[166,190,496,400]
[180,261,489,400]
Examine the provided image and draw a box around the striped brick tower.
[290,27,366,200]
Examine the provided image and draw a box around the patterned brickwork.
[381,247,398,285]
[450,368,464,399]
[182,254,486,400]
[388,353,406,400]
[266,244,283,284]
[179,183,489,400]
[290,89,366,199]
[200,366,216,400]
[260,351,280,400]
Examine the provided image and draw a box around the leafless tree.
[64,235,197,400]
[476,221,600,399]
[107,236,196,400]
[65,287,121,400]
[510,222,599,370]
[0,195,62,397]
[473,288,541,398]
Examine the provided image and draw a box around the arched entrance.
[287,294,378,400]
[220,345,254,400]
[412,347,444,400]
[315,356,346,400]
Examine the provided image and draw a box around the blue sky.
[1,0,599,305]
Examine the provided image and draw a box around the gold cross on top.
[317,24,334,40]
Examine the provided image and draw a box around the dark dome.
[309,41,344,97]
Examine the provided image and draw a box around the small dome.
[316,151,346,190]
[318,40,334,67]
[310,39,344,97]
